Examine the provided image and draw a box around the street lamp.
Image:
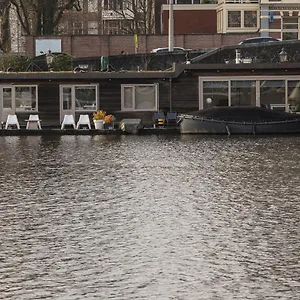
[279,48,288,63]
[46,50,54,71]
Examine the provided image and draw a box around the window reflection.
[260,80,285,111]
[231,81,256,106]
[75,86,96,110]
[3,88,12,109]
[203,81,228,109]
[288,81,300,112]
[15,86,37,111]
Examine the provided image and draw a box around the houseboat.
[1,40,300,132]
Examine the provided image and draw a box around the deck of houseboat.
[0,125,180,136]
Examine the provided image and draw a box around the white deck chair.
[5,115,20,129]
[76,114,91,129]
[26,114,42,129]
[61,114,76,129]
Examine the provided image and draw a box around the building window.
[244,11,257,28]
[231,80,256,106]
[288,80,300,112]
[202,81,229,109]
[260,80,285,109]
[73,22,83,34]
[15,86,37,112]
[200,77,291,111]
[103,20,119,34]
[61,85,98,111]
[282,17,299,40]
[3,88,12,109]
[88,0,98,12]
[121,84,158,111]
[103,0,123,10]
[88,21,98,34]
[228,11,241,28]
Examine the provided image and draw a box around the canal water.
[0,134,299,300]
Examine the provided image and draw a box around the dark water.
[0,134,299,300]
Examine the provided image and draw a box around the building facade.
[162,0,300,40]
[59,0,156,35]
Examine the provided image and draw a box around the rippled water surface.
[0,134,299,300]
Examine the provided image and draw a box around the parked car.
[150,47,188,53]
[239,37,280,45]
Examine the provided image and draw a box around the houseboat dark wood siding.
[1,62,300,127]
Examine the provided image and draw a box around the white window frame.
[198,76,298,111]
[121,84,158,112]
[60,84,99,112]
[1,85,38,112]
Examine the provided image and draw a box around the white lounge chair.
[5,115,20,129]
[76,114,91,129]
[61,114,76,129]
[25,114,42,129]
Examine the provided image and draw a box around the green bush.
[0,54,30,72]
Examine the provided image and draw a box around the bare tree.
[9,0,82,35]
[0,0,11,52]
[107,0,155,34]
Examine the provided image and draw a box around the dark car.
[239,37,280,45]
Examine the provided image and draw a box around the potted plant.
[104,114,116,129]
[93,110,106,129]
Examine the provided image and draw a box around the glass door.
[60,86,74,122]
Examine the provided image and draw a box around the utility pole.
[168,0,174,52]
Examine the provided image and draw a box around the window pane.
[88,0,98,12]
[203,81,228,109]
[135,86,155,109]
[75,86,96,111]
[63,87,72,110]
[288,80,300,112]
[244,11,257,28]
[260,80,285,110]
[124,87,133,109]
[15,86,36,111]
[3,88,12,109]
[228,11,241,28]
[231,81,256,106]
[88,21,98,34]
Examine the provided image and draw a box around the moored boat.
[179,106,300,135]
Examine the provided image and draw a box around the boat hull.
[179,107,300,134]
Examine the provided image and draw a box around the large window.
[61,85,97,111]
[1,85,38,112]
[15,86,37,111]
[200,77,290,111]
[121,84,158,111]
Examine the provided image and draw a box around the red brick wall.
[25,33,258,57]
[162,10,217,34]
